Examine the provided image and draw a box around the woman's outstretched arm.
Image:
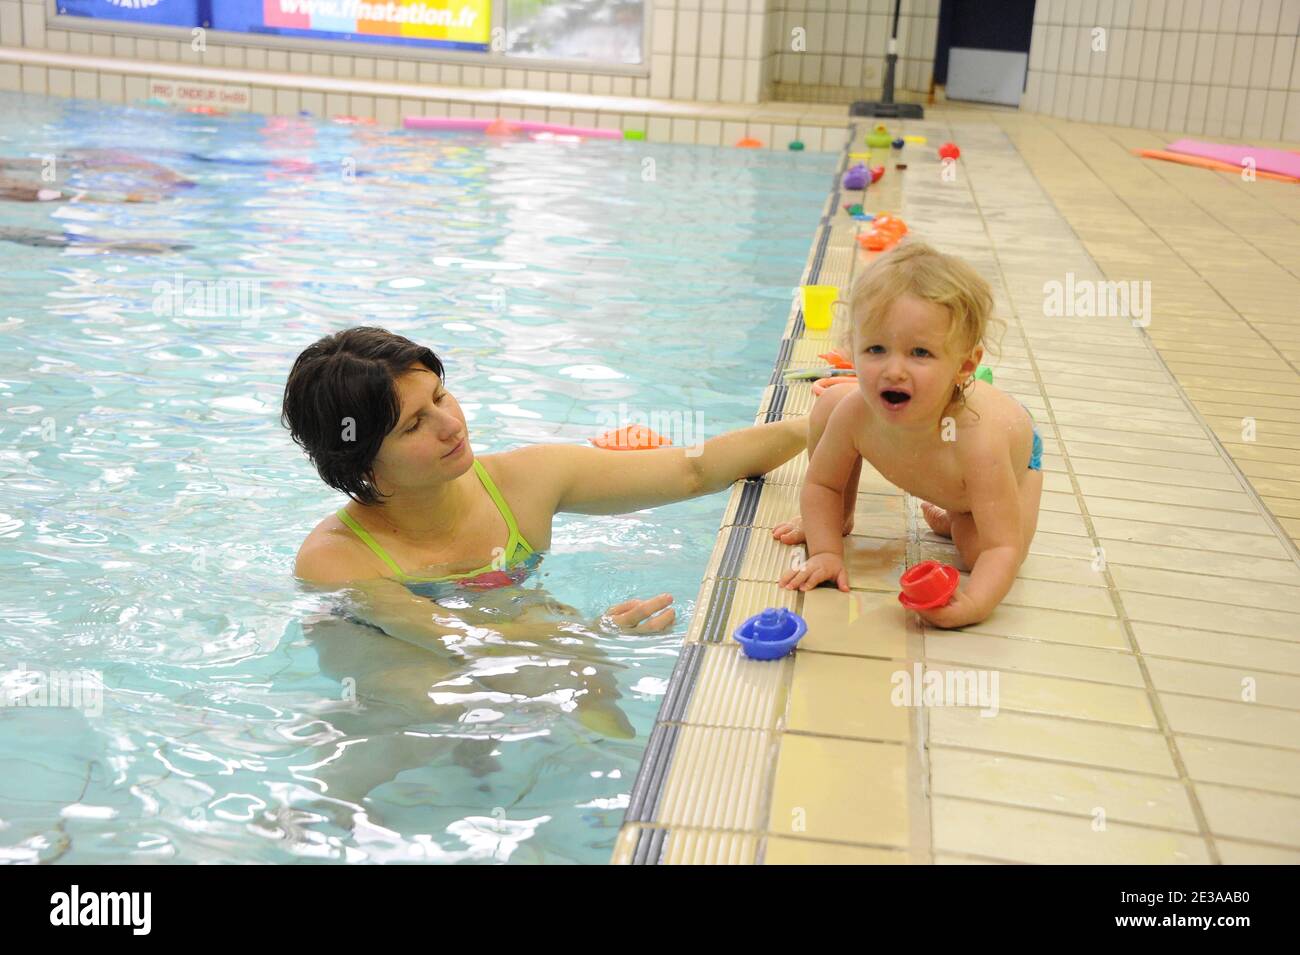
[524,416,807,516]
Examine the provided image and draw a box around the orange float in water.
[590,425,674,451]
[485,118,519,136]
[736,137,763,148]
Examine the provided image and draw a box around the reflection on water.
[0,90,833,863]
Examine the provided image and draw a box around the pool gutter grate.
[716,525,751,580]
[631,827,667,865]
[697,577,740,643]
[614,127,857,863]
[625,722,679,824]
[764,384,788,422]
[658,644,704,724]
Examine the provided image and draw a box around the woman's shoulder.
[475,446,564,501]
[294,511,382,586]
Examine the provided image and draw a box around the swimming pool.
[0,91,836,864]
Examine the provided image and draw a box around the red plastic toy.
[938,142,961,160]
[898,560,959,610]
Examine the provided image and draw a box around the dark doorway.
[935,0,1037,86]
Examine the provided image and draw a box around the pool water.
[0,91,835,864]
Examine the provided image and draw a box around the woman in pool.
[285,325,806,625]
[281,323,805,805]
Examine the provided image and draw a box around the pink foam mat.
[1166,138,1300,179]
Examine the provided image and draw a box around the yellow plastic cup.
[802,285,839,331]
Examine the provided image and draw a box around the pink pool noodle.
[403,116,623,139]
[1166,138,1300,179]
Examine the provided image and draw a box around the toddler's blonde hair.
[835,241,1003,362]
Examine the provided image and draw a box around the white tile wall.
[1026,0,1300,138]
[3,0,867,149]
[767,0,938,102]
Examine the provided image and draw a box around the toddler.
[776,242,1043,629]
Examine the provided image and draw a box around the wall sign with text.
[58,0,493,52]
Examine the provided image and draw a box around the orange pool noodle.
[1135,148,1300,183]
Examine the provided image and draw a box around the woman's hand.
[780,552,849,592]
[911,586,986,630]
[603,593,676,633]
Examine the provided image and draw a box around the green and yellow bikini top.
[336,458,537,588]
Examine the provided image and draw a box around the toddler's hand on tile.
[779,552,849,593]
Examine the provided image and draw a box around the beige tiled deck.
[615,107,1300,865]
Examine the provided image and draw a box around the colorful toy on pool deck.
[782,367,857,382]
[873,214,908,236]
[938,141,961,160]
[819,350,853,369]
[898,560,960,611]
[590,425,673,451]
[866,124,893,148]
[974,364,993,384]
[891,137,905,150]
[811,374,858,397]
[736,137,763,148]
[788,140,805,151]
[801,284,838,331]
[734,608,808,661]
[855,213,908,252]
[903,134,927,144]
[870,165,886,183]
[842,162,870,190]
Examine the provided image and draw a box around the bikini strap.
[472,459,530,554]
[335,508,408,579]
[335,461,530,582]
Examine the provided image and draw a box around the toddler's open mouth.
[880,389,912,408]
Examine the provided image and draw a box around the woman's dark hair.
[282,326,445,506]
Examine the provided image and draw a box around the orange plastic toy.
[856,213,909,253]
[590,425,673,451]
[811,376,857,397]
[818,351,853,369]
[873,214,908,237]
